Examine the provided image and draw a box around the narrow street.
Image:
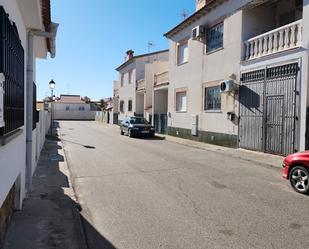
[60,121,309,249]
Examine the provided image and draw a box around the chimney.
[126,50,134,61]
[196,0,207,11]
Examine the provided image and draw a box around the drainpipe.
[25,23,59,191]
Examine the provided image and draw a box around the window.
[177,40,189,65]
[204,86,221,111]
[0,7,24,136]
[206,22,224,53]
[128,70,133,84]
[66,106,70,111]
[176,91,187,112]
[120,100,125,113]
[79,106,85,111]
[120,74,124,87]
[128,100,132,112]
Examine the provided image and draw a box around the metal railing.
[244,20,302,60]
[0,7,25,136]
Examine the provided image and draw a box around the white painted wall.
[0,0,28,209]
[54,103,91,111]
[117,51,168,121]
[0,1,51,209]
[168,1,245,135]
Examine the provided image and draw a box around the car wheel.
[289,166,309,194]
[128,129,133,137]
[120,129,124,135]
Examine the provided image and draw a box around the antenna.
[180,9,189,20]
[147,41,155,53]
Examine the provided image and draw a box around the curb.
[156,134,283,170]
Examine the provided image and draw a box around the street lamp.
[49,79,56,135]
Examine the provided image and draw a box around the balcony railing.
[154,71,169,87]
[244,20,302,61]
[136,79,145,91]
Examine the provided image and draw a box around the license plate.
[141,130,149,134]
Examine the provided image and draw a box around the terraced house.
[115,49,168,123]
[165,0,309,155]
[0,0,58,244]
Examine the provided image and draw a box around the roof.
[115,49,169,71]
[164,0,227,39]
[56,95,87,104]
[41,0,52,52]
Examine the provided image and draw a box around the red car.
[283,151,309,194]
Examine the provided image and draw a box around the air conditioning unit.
[0,73,5,128]
[220,80,235,93]
[191,25,205,40]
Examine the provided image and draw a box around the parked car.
[282,151,309,194]
[120,117,155,138]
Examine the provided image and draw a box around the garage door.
[239,63,299,155]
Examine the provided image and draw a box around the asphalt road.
[59,121,309,249]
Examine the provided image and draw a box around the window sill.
[204,110,222,113]
[176,111,187,113]
[0,128,23,147]
[206,47,224,55]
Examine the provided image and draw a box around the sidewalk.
[157,134,284,169]
[3,134,87,249]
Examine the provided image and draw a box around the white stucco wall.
[168,1,245,135]
[117,51,169,121]
[0,1,50,208]
[0,0,28,209]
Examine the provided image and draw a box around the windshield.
[130,117,149,124]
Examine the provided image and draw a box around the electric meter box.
[0,73,4,128]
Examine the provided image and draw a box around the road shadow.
[3,123,117,249]
[131,135,166,141]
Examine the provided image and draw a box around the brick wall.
[0,184,15,248]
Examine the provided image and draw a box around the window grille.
[206,23,223,53]
[0,6,25,136]
[205,86,221,110]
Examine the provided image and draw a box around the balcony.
[154,71,169,88]
[244,20,302,61]
[136,79,145,91]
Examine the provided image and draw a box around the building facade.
[0,0,58,244]
[52,94,96,120]
[115,50,169,123]
[164,0,309,155]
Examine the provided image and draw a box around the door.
[160,114,168,134]
[240,63,299,155]
[265,95,284,154]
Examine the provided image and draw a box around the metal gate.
[240,63,299,155]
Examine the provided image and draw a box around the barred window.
[0,7,25,136]
[206,22,224,53]
[78,106,85,111]
[205,86,221,111]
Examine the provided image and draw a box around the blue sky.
[36,0,195,100]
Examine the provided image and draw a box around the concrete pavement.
[3,134,86,249]
[60,121,309,249]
